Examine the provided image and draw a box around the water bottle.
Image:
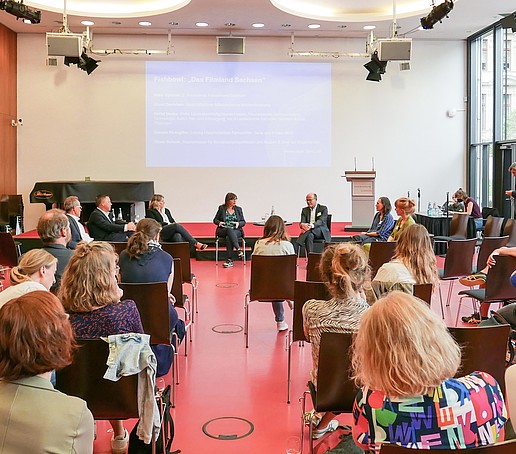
[15,216,21,235]
[432,202,438,217]
[427,202,432,216]
[117,208,123,221]
[110,209,115,222]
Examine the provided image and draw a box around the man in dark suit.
[64,196,92,249]
[295,193,331,254]
[87,194,136,241]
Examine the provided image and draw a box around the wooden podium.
[343,171,376,231]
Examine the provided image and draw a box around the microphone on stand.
[407,191,410,198]
[446,192,449,217]
[417,188,421,213]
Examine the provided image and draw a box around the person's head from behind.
[37,208,70,245]
[319,243,370,299]
[10,249,57,290]
[454,188,468,202]
[352,291,461,398]
[225,192,238,207]
[59,241,120,312]
[0,291,75,380]
[126,218,162,258]
[149,194,165,210]
[376,197,391,215]
[394,197,416,217]
[262,215,289,242]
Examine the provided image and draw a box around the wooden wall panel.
[0,24,17,195]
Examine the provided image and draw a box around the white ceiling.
[0,0,514,40]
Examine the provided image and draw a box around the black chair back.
[448,213,469,239]
[306,252,322,282]
[108,242,127,256]
[413,283,433,306]
[484,255,516,302]
[369,241,396,279]
[161,242,193,283]
[503,219,516,247]
[0,232,19,268]
[293,280,330,343]
[249,255,297,301]
[483,216,504,237]
[440,238,477,279]
[476,236,509,271]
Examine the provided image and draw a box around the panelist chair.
[244,254,297,348]
[297,215,332,258]
[306,252,322,282]
[300,332,357,454]
[161,242,199,320]
[287,280,330,404]
[380,440,516,453]
[215,236,246,266]
[119,281,180,406]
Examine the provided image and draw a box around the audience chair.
[433,213,469,246]
[503,219,516,248]
[0,232,19,273]
[300,332,357,454]
[306,252,322,282]
[368,241,396,279]
[0,201,9,231]
[171,258,193,355]
[380,440,516,453]
[0,194,24,233]
[108,241,127,256]
[456,255,516,326]
[119,281,180,406]
[161,242,199,320]
[438,238,476,316]
[413,283,433,306]
[244,254,297,348]
[483,215,505,238]
[448,324,511,395]
[475,236,509,272]
[215,236,246,266]
[287,280,330,404]
[505,364,516,428]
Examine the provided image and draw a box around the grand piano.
[30,180,155,222]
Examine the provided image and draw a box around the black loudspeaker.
[217,37,245,55]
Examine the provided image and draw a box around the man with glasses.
[295,193,330,255]
[64,196,93,249]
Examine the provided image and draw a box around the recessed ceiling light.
[139,21,152,26]
[308,24,321,29]
[363,25,376,30]
[281,24,291,28]
[196,22,209,27]
[81,20,94,26]
[252,23,265,28]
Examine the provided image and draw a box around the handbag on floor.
[128,385,180,454]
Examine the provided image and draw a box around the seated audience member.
[213,192,246,268]
[388,197,416,242]
[146,194,207,251]
[352,291,507,452]
[454,188,483,230]
[87,194,136,242]
[252,215,295,332]
[372,224,437,298]
[303,243,370,438]
[347,197,394,246]
[119,218,184,375]
[295,193,331,255]
[59,241,144,454]
[0,249,57,308]
[64,195,93,249]
[460,246,516,324]
[36,208,73,292]
[0,291,94,453]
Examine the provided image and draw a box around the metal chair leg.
[287,329,293,403]
[244,293,250,348]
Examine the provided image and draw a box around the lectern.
[343,171,376,231]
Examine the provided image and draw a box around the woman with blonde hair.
[59,241,144,454]
[388,197,416,242]
[372,224,437,297]
[302,243,370,438]
[0,249,57,308]
[352,291,507,452]
[252,215,295,331]
[146,194,207,251]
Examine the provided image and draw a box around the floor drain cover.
[216,282,238,288]
[212,324,243,334]
[202,416,254,440]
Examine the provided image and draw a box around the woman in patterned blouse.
[59,241,144,453]
[302,243,370,437]
[352,291,507,452]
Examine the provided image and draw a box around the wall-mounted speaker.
[46,33,83,57]
[217,37,245,55]
[377,38,412,61]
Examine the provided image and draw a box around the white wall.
[17,34,466,229]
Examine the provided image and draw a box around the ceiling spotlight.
[501,12,516,32]
[81,20,94,26]
[252,23,265,28]
[0,0,41,24]
[363,25,376,30]
[420,0,454,30]
[139,21,151,26]
[64,52,100,75]
[308,24,320,29]
[364,51,387,82]
[196,22,209,27]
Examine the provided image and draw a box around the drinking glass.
[286,435,301,454]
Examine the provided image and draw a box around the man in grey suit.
[295,193,331,254]
[64,195,92,249]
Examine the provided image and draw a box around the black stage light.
[64,52,100,75]
[501,12,516,33]
[420,0,454,30]
[0,0,41,24]
[364,52,387,82]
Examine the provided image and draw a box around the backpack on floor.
[127,384,180,454]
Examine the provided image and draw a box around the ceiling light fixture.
[139,21,151,26]
[252,23,265,28]
[196,22,209,27]
[364,51,388,82]
[0,0,41,24]
[363,25,376,30]
[308,24,320,29]
[81,20,94,26]
[420,0,454,30]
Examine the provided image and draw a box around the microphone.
[417,188,421,213]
